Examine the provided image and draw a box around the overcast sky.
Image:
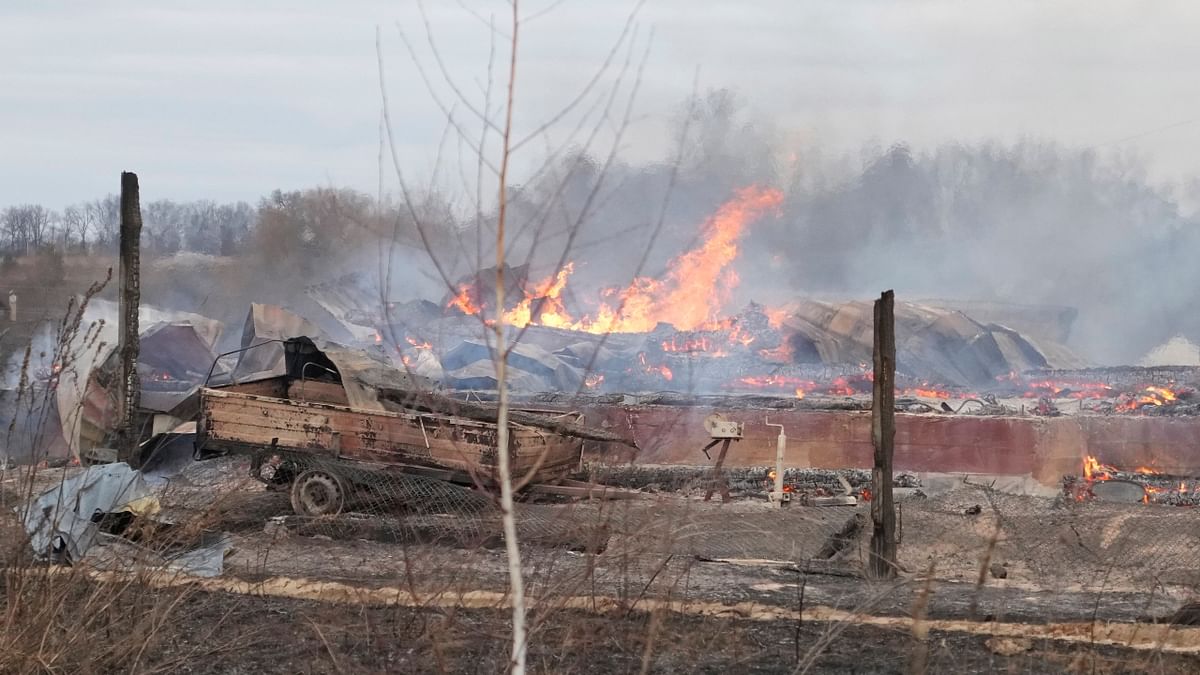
[4,0,1200,208]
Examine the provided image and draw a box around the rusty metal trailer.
[197,384,585,515]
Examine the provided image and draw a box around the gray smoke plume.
[483,92,1200,366]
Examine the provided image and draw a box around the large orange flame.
[451,186,783,334]
[580,185,783,333]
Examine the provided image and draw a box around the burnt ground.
[120,590,1200,674]
[5,458,1200,673]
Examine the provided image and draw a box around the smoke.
[29,91,1195,368]
[740,140,1200,364]
[476,93,1200,366]
[1,322,58,389]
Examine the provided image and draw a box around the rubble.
[54,298,222,460]
[584,464,920,499]
[1063,455,1200,506]
[19,462,160,562]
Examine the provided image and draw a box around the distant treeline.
[0,187,429,260]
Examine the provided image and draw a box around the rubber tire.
[290,469,346,516]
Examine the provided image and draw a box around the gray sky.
[4,0,1200,208]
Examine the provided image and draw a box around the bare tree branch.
[492,2,528,671]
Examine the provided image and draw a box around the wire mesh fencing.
[893,484,1200,598]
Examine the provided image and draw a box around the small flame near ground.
[1076,455,1198,504]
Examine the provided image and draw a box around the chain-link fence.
[95,452,1199,599]
[896,485,1200,594]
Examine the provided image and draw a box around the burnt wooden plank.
[218,378,288,398]
[288,379,350,405]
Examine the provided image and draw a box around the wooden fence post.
[117,172,142,465]
[869,289,897,579]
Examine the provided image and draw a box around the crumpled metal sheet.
[234,303,322,377]
[19,462,159,562]
[164,532,234,578]
[83,531,234,578]
[56,299,222,458]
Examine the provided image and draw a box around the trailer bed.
[196,387,582,485]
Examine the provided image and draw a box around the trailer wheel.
[290,470,346,516]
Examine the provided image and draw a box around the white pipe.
[765,417,786,507]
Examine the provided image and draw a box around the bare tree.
[376,2,658,671]
[1,205,55,254]
[62,205,96,252]
[92,194,121,250]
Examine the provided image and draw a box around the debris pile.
[587,464,920,499]
[1063,455,1200,506]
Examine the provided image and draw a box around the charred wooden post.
[869,289,897,579]
[116,172,142,465]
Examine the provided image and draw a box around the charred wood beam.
[117,172,142,465]
[869,289,898,580]
[379,387,638,448]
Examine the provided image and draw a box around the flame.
[579,186,783,333]
[1077,455,1195,505]
[502,262,576,328]
[451,186,783,333]
[405,336,432,350]
[374,331,383,344]
[757,342,794,363]
[636,352,673,381]
[767,470,794,493]
[1116,385,1181,412]
[584,373,604,389]
[447,283,482,315]
[764,306,790,328]
[905,387,952,399]
[662,336,716,353]
[794,387,805,400]
[725,321,757,347]
[826,377,856,396]
[1082,455,1116,482]
[1021,380,1113,400]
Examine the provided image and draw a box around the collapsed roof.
[56,299,223,457]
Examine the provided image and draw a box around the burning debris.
[1064,455,1200,506]
[1114,384,1194,412]
[381,187,1079,396]
[444,186,785,334]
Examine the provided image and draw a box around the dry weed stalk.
[0,271,271,673]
